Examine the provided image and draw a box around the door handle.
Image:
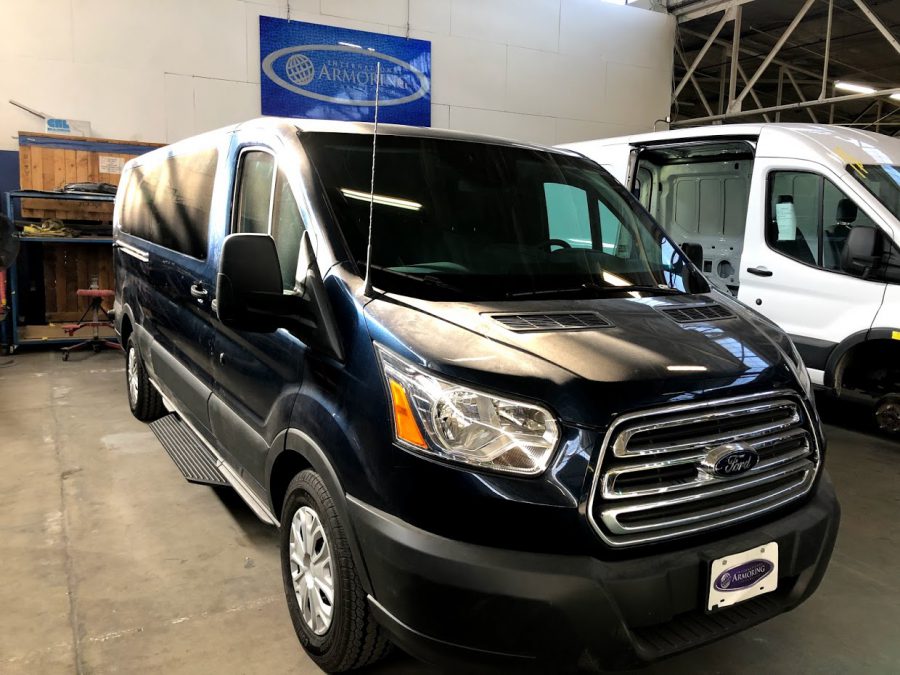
[746,267,773,277]
[190,283,208,299]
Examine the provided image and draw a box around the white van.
[563,124,900,432]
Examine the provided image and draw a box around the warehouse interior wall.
[0,0,674,153]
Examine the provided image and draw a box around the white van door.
[737,158,888,381]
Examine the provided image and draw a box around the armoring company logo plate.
[262,44,430,107]
[259,16,431,126]
[713,559,775,592]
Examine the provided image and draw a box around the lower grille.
[589,391,820,547]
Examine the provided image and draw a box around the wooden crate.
[41,243,115,322]
[18,132,162,222]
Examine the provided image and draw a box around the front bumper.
[349,473,840,672]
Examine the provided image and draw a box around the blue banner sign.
[260,16,431,126]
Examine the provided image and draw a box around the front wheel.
[280,470,391,672]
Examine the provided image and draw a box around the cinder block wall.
[0,0,674,150]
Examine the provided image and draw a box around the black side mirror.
[681,241,704,270]
[215,232,344,361]
[216,233,306,333]
[842,227,883,277]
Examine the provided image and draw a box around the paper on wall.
[99,155,124,175]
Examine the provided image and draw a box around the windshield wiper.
[365,265,467,295]
[507,282,683,299]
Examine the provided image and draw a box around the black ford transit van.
[113,118,839,672]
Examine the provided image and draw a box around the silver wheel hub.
[127,347,139,406]
[289,506,334,635]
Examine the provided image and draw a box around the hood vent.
[491,312,611,332]
[660,303,734,323]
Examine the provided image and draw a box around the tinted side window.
[121,148,217,258]
[768,170,879,274]
[233,150,306,290]
[236,152,275,235]
[272,171,305,290]
[544,183,592,248]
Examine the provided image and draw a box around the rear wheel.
[280,470,391,672]
[126,335,164,421]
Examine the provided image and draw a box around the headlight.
[375,345,560,476]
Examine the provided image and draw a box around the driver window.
[767,170,878,274]
[544,183,592,248]
[234,150,307,290]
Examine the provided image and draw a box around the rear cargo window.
[121,147,218,259]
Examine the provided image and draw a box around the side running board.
[149,414,228,486]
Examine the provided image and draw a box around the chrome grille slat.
[613,400,800,457]
[603,428,812,499]
[588,390,821,547]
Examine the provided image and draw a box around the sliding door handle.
[746,267,773,277]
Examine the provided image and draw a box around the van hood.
[364,290,802,426]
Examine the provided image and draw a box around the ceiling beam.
[670,0,756,24]
[672,87,900,126]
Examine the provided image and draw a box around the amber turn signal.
[388,378,428,448]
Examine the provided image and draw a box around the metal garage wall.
[0,0,674,150]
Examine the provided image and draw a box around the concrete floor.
[1,349,898,675]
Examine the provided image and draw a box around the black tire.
[280,470,391,672]
[125,335,164,421]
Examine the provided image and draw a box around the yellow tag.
[893,331,900,341]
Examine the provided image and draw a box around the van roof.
[141,116,579,161]
[563,122,900,168]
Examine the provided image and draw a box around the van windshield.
[302,132,698,300]
[847,164,900,223]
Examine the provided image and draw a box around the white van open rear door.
[737,157,887,382]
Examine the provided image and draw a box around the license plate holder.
[707,542,778,612]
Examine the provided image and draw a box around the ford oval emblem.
[714,559,775,592]
[701,443,759,478]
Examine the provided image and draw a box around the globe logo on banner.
[286,53,316,86]
[259,16,431,126]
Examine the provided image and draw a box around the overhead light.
[340,188,422,211]
[667,365,708,372]
[891,93,900,102]
[835,81,876,95]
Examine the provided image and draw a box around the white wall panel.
[410,0,451,35]
[506,47,605,121]
[451,0,560,53]
[559,0,674,69]
[0,0,673,151]
[431,103,451,129]
[428,35,507,110]
[321,0,408,28]
[554,118,632,145]
[0,0,73,62]
[449,107,556,146]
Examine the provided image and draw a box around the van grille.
[588,392,819,547]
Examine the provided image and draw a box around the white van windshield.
[847,164,900,222]
[302,133,700,300]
